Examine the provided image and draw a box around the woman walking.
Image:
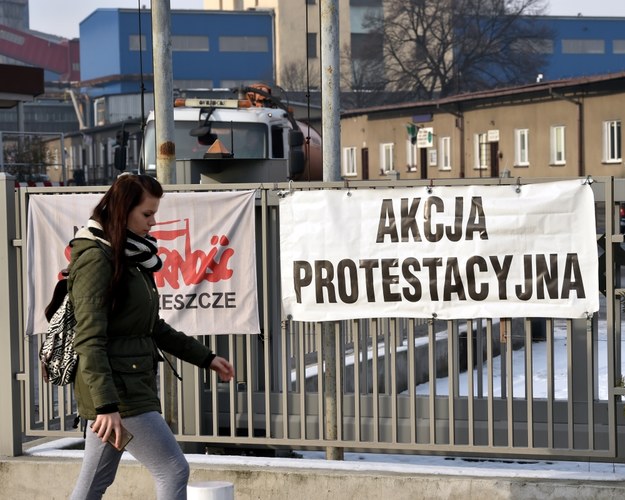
[69,173,234,499]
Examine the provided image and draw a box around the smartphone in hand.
[91,423,134,451]
[108,426,134,451]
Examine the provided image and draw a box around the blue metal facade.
[79,8,275,97]
[538,16,625,80]
[77,10,624,97]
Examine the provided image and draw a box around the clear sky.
[28,0,203,39]
[27,0,625,40]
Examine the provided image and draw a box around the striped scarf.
[87,219,163,272]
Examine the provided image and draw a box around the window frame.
[406,139,417,172]
[550,125,566,166]
[514,128,530,167]
[562,39,605,54]
[439,136,451,170]
[613,40,625,54]
[129,35,147,51]
[380,142,394,173]
[172,35,209,52]
[219,36,269,53]
[342,146,358,177]
[603,120,622,163]
[474,133,488,170]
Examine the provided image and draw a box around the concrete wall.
[2,455,625,500]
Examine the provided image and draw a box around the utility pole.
[151,0,177,431]
[152,0,176,184]
[321,0,341,183]
[321,0,343,461]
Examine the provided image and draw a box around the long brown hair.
[91,174,163,305]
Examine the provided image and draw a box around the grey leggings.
[70,411,189,500]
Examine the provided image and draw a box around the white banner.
[26,190,260,335]
[280,180,599,321]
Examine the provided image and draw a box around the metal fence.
[2,174,624,461]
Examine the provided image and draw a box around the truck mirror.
[289,149,306,178]
[288,129,306,178]
[190,125,210,137]
[289,129,304,147]
[198,132,218,146]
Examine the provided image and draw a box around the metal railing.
[2,175,624,461]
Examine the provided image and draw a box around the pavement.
[1,438,625,499]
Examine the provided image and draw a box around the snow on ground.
[25,437,625,482]
[414,318,625,399]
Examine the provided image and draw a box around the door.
[361,148,369,180]
[490,142,499,178]
[420,148,428,180]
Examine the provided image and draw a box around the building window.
[561,39,605,54]
[406,139,417,172]
[439,136,451,170]
[99,141,107,166]
[514,129,529,166]
[550,126,566,165]
[528,38,554,54]
[94,97,106,127]
[129,35,147,51]
[614,40,625,54]
[73,145,81,169]
[306,0,316,4]
[351,0,383,5]
[474,133,489,170]
[343,147,357,176]
[428,149,438,166]
[307,32,318,59]
[219,36,269,52]
[172,35,209,52]
[380,143,394,173]
[351,32,384,60]
[511,38,553,54]
[174,79,213,90]
[0,29,24,45]
[603,120,622,163]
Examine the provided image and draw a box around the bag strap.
[44,269,69,322]
[156,344,183,381]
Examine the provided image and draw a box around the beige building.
[340,72,625,181]
[203,0,380,90]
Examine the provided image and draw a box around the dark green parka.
[68,233,215,420]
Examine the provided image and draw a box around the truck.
[138,84,322,184]
[126,85,324,453]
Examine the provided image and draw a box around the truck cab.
[141,86,321,183]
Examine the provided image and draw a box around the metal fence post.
[60,132,67,184]
[0,173,22,456]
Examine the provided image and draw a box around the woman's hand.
[91,411,123,450]
[209,356,235,382]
